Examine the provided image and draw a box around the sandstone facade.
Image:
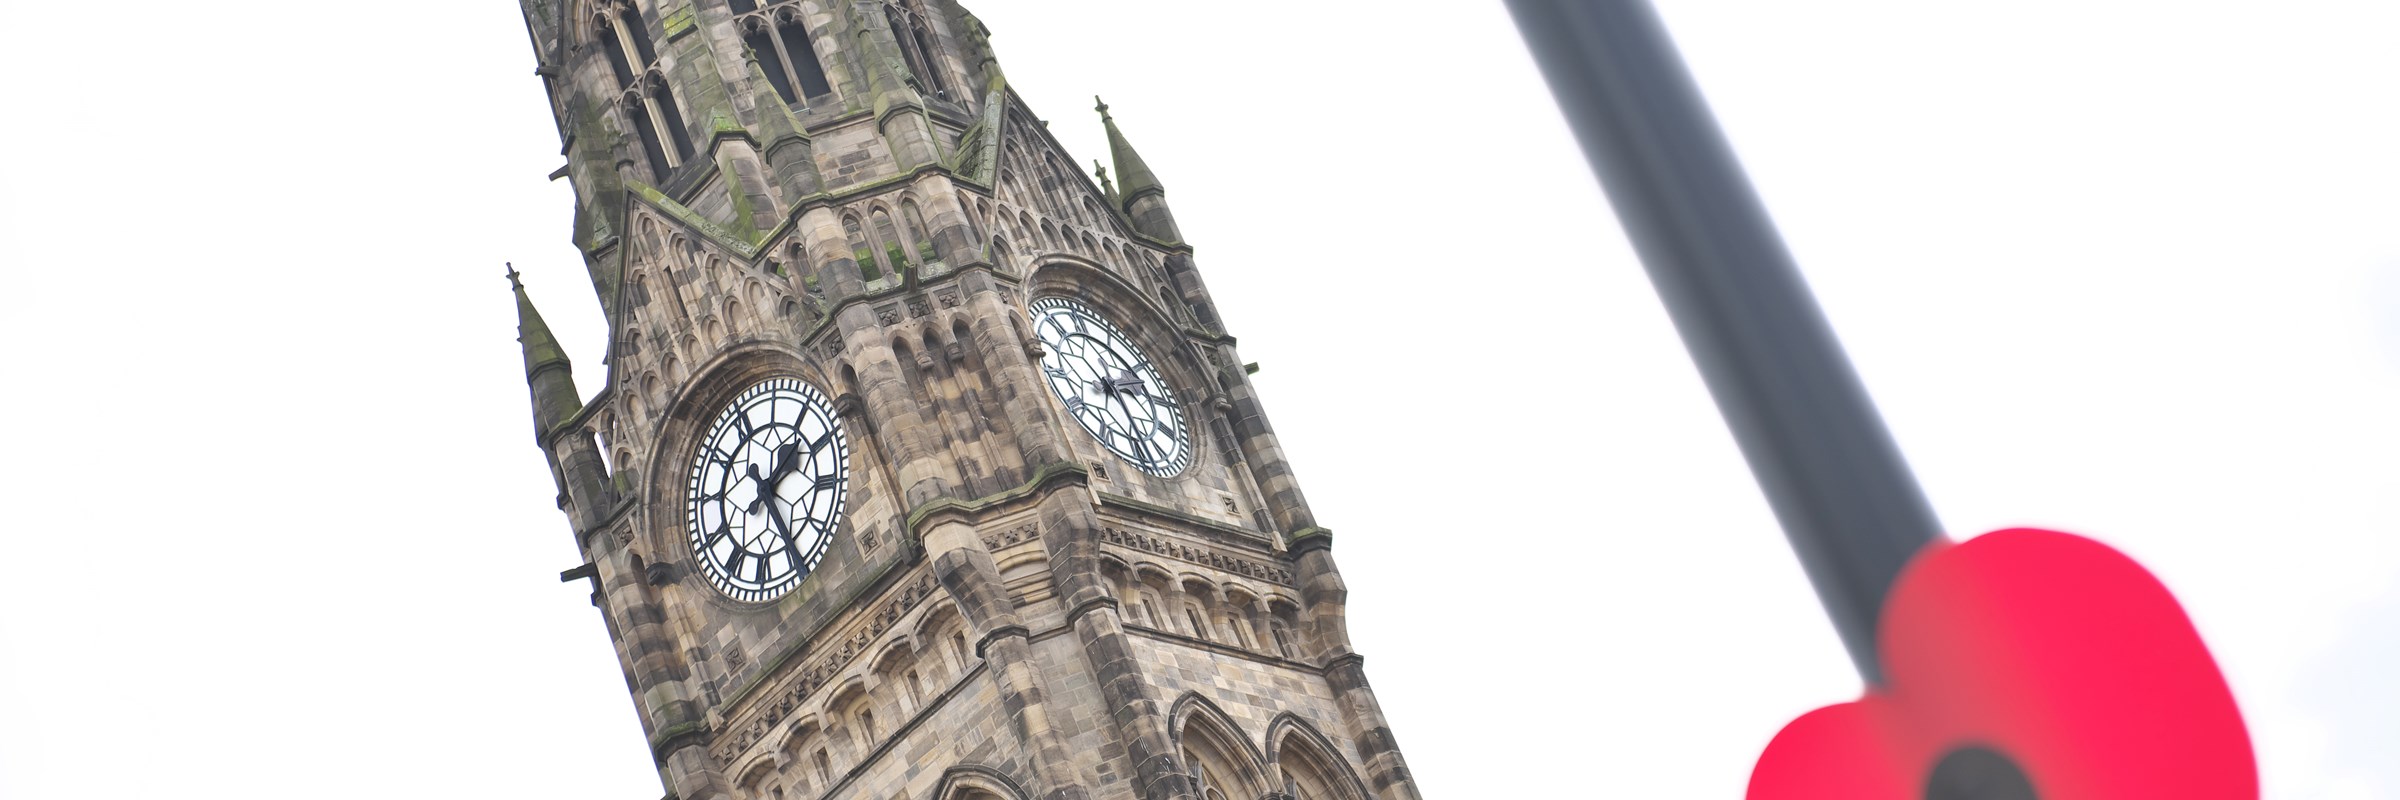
[509,3,1421,799]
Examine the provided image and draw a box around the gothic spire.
[1097,97,1160,198]
[1096,98,1181,242]
[511,264,582,440]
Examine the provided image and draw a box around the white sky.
[1,1,2395,797]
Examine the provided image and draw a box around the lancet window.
[594,2,692,176]
[902,200,938,264]
[843,214,882,281]
[730,0,835,104]
[871,208,911,273]
[885,0,951,100]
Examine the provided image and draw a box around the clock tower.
[508,2,1422,799]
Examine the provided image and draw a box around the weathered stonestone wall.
[511,2,1422,799]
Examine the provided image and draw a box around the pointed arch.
[931,764,1033,800]
[902,198,939,263]
[870,207,911,274]
[1264,714,1373,800]
[842,214,881,280]
[735,0,834,104]
[1169,692,1272,800]
[887,0,952,100]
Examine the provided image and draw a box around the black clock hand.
[748,440,804,514]
[758,491,796,546]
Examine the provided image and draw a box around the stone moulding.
[708,569,942,764]
[1098,526,1295,587]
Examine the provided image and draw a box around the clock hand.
[747,440,804,514]
[758,491,796,547]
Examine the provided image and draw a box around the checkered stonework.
[510,2,1421,799]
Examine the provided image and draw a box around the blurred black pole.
[1503,0,1942,686]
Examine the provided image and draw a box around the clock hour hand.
[1091,370,1147,400]
[748,440,803,514]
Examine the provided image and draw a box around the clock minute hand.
[758,494,796,546]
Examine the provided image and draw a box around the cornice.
[1286,526,1334,555]
[903,461,1090,536]
[1095,491,1270,547]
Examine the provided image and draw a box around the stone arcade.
[507,2,1422,799]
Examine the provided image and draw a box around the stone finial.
[1094,159,1120,206]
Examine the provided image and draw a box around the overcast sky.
[1,1,2395,798]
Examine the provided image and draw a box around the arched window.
[599,8,690,176]
[735,1,835,104]
[886,1,951,100]
[905,670,924,704]
[1127,595,1148,626]
[1184,606,1210,641]
[648,78,695,162]
[1226,615,1255,650]
[1275,728,1364,800]
[624,95,674,179]
[1270,621,1297,659]
[1138,591,1163,627]
[618,7,656,64]
[812,749,833,786]
[1178,710,1266,800]
[872,209,911,273]
[902,200,938,263]
[843,215,882,280]
[858,710,879,746]
[951,632,970,669]
[597,17,636,86]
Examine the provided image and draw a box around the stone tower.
[508,2,1421,799]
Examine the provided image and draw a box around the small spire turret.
[511,264,582,441]
[1097,98,1180,242]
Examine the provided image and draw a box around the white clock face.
[685,378,849,603]
[1030,297,1192,477]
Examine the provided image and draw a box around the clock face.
[685,377,849,603]
[1030,297,1192,476]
